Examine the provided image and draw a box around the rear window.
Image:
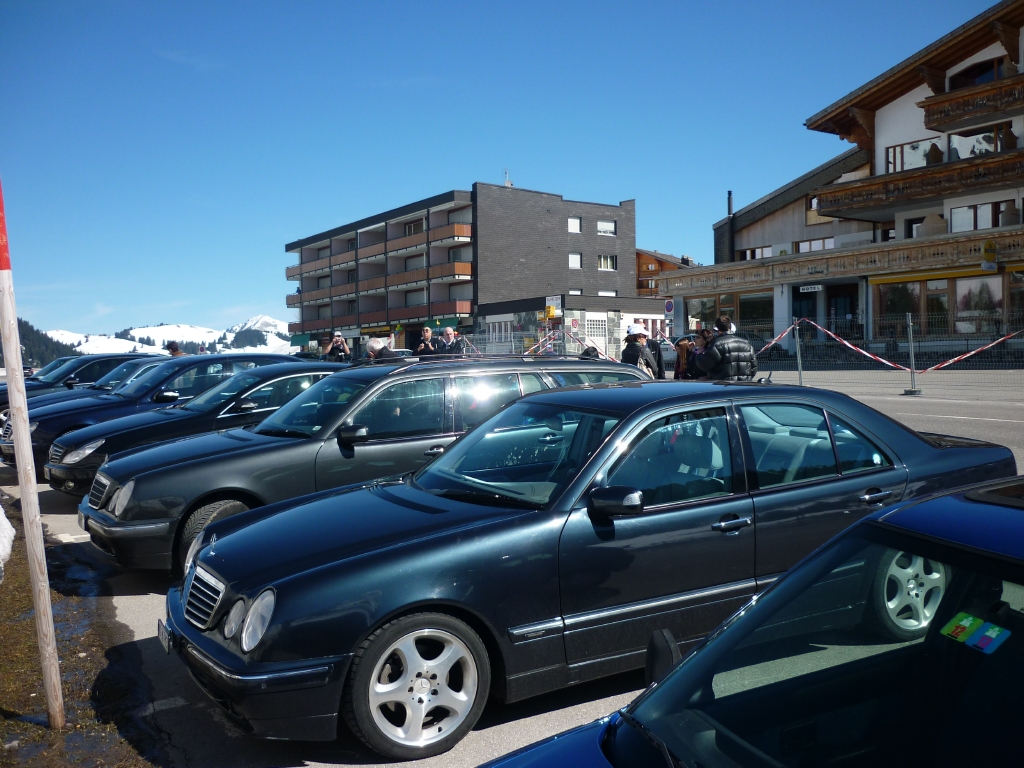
[966,480,1024,510]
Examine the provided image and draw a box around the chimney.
[727,190,733,216]
[726,191,735,263]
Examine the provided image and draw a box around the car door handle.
[859,489,893,505]
[537,433,564,445]
[423,446,446,457]
[712,516,752,533]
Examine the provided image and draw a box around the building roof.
[712,148,869,234]
[636,248,692,267]
[805,0,1024,138]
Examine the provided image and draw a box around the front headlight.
[184,531,205,572]
[240,590,275,653]
[29,422,38,433]
[63,439,105,465]
[112,479,134,518]
[223,599,246,639]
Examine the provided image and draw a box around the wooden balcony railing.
[288,322,303,333]
[386,231,428,253]
[919,72,1024,133]
[359,310,387,325]
[331,283,355,297]
[387,267,428,287]
[300,287,331,303]
[429,223,472,242]
[285,264,303,279]
[358,241,386,259]
[390,305,430,321]
[430,300,473,317]
[306,318,332,331]
[358,276,386,292]
[298,256,331,274]
[428,262,473,280]
[286,293,302,307]
[814,148,1024,217]
[333,314,357,327]
[331,250,356,267]
[636,287,662,296]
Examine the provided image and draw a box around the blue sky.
[0,0,996,332]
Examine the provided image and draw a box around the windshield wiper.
[435,488,541,509]
[255,427,309,439]
[617,709,683,768]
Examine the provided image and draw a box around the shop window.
[877,282,921,318]
[687,297,717,330]
[949,122,1017,161]
[1010,272,1024,329]
[886,138,942,173]
[949,57,1010,91]
[955,276,1003,334]
[739,292,774,326]
[737,246,772,261]
[950,200,1016,233]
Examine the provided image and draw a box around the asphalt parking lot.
[4,387,1022,768]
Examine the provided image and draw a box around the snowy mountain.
[44,316,296,356]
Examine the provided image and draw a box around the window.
[255,377,367,438]
[646,263,657,271]
[597,254,617,271]
[405,289,427,307]
[1011,271,1024,327]
[449,246,472,263]
[223,374,321,414]
[569,289,582,295]
[547,370,641,387]
[569,253,582,270]
[795,237,835,253]
[950,200,1016,233]
[956,275,1003,334]
[585,317,608,352]
[740,403,839,488]
[687,297,717,329]
[737,246,772,261]
[608,409,733,506]
[74,358,124,383]
[949,122,1017,161]
[317,275,330,289]
[949,56,1011,91]
[355,378,445,440]
[487,321,512,343]
[568,217,581,234]
[346,270,356,284]
[449,282,473,301]
[877,281,921,316]
[597,220,617,236]
[739,292,774,324]
[317,246,330,259]
[404,219,424,236]
[347,238,356,252]
[448,207,472,225]
[597,290,617,297]
[905,217,926,239]
[317,304,331,319]
[881,221,897,241]
[886,138,943,173]
[454,374,522,431]
[166,362,231,400]
[520,373,546,394]
[828,414,892,474]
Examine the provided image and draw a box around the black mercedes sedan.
[78,357,648,571]
[46,362,344,495]
[0,353,151,424]
[157,381,1014,759]
[0,353,295,472]
[16,357,163,414]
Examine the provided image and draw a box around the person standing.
[321,332,351,362]
[673,338,692,380]
[415,327,438,356]
[436,326,467,355]
[621,324,661,378]
[365,337,400,359]
[696,316,758,381]
[165,341,187,357]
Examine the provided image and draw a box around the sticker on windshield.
[965,622,1011,654]
[940,612,984,642]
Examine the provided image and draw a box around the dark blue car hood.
[102,428,289,478]
[57,407,192,449]
[199,482,526,588]
[28,393,128,421]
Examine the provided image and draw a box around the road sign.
[545,295,562,317]
[664,300,674,314]
[571,318,579,330]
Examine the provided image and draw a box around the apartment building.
[662,0,1024,345]
[285,183,674,353]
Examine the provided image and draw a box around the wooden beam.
[993,21,1020,68]
[917,65,946,94]
[848,107,875,139]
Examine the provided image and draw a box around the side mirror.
[338,424,369,445]
[588,486,644,519]
[63,377,79,389]
[153,389,180,403]
[236,400,259,413]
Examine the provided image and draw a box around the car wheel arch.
[171,489,266,562]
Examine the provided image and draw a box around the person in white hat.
[621,323,665,379]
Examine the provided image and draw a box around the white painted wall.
[874,83,941,173]
[946,41,1009,80]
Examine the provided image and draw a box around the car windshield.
[93,360,147,389]
[414,400,622,508]
[30,357,74,380]
[182,373,262,413]
[37,358,84,383]
[112,360,175,398]
[619,523,1024,768]
[253,375,367,438]
[112,361,163,391]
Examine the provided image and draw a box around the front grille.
[49,444,66,464]
[184,567,225,629]
[88,474,111,510]
[2,421,12,441]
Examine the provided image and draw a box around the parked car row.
[11,351,1016,761]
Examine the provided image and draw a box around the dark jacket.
[323,346,350,363]
[435,336,467,355]
[376,347,401,359]
[414,338,438,356]
[621,341,659,378]
[647,339,666,379]
[696,333,758,381]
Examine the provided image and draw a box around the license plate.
[43,467,50,480]
[157,619,171,654]
[78,511,86,531]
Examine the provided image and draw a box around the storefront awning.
[289,334,311,345]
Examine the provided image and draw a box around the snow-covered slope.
[45,316,296,356]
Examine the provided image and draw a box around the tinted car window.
[547,372,587,387]
[454,374,521,430]
[241,374,323,412]
[94,360,148,388]
[255,376,367,437]
[520,373,546,394]
[31,358,74,379]
[830,413,893,474]
[183,373,262,413]
[355,379,445,440]
[579,371,642,384]
[740,403,838,488]
[609,408,732,506]
[165,362,231,399]
[114,363,177,398]
[37,358,87,383]
[114,361,163,390]
[72,358,121,383]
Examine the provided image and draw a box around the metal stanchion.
[793,317,803,386]
[903,312,922,395]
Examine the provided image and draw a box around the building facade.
[285,184,677,354]
[663,0,1024,348]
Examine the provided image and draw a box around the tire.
[871,548,948,641]
[177,499,249,572]
[342,613,490,760]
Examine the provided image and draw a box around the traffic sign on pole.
[664,299,674,315]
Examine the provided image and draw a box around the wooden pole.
[0,178,65,728]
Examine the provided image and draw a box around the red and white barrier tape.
[524,331,556,355]
[918,328,1024,373]
[797,318,910,371]
[756,324,795,355]
[564,330,618,361]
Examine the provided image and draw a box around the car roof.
[880,478,1024,562]
[521,379,860,415]
[324,356,646,383]
[71,353,159,361]
[235,361,348,378]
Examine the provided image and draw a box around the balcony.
[390,305,430,321]
[285,264,303,280]
[360,310,388,325]
[331,250,356,267]
[919,73,1024,133]
[288,321,303,334]
[358,276,386,293]
[428,262,474,282]
[333,314,357,328]
[286,293,302,307]
[636,287,663,297]
[386,231,428,254]
[331,283,355,297]
[299,287,332,303]
[296,256,332,275]
[813,147,1024,220]
[358,242,386,261]
[429,223,472,245]
[387,267,428,288]
[305,318,332,331]
[430,300,473,318]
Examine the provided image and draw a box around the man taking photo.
[321,332,351,362]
